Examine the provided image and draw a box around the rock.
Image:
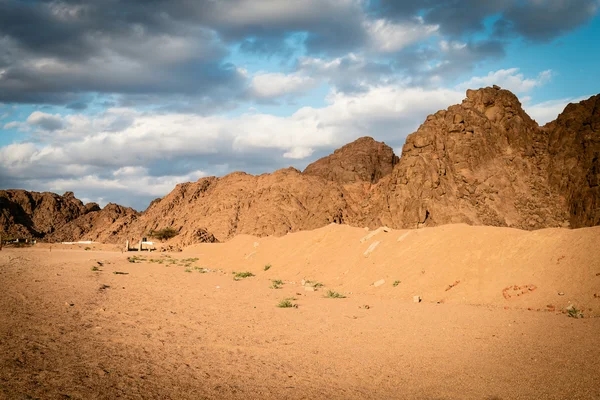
[413,296,421,303]
[558,292,565,296]
[303,136,398,184]
[373,279,385,287]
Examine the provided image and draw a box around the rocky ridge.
[1,87,598,245]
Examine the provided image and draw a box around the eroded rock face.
[376,86,570,230]
[544,94,600,227]
[108,168,361,243]
[303,136,398,184]
[46,203,139,243]
[0,190,91,238]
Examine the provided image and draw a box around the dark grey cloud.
[0,0,245,105]
[0,0,597,108]
[392,39,505,87]
[499,0,599,41]
[66,102,88,110]
[375,0,598,40]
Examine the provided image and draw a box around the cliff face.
[1,87,598,244]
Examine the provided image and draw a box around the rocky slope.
[1,87,598,244]
[372,86,571,229]
[44,203,139,243]
[0,190,99,239]
[303,136,398,184]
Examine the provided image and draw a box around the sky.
[1,0,599,210]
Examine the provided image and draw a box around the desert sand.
[1,223,600,399]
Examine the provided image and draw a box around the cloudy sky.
[1,0,599,210]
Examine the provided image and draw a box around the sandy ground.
[1,224,600,399]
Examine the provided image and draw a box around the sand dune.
[186,223,600,314]
[1,224,600,399]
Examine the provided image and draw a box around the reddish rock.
[303,136,398,184]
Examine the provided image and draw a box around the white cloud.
[26,111,65,131]
[46,169,207,199]
[365,19,439,53]
[3,121,22,130]
[457,68,552,93]
[249,72,318,99]
[0,83,466,208]
[524,95,590,125]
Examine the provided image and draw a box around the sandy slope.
[186,223,600,313]
[1,224,599,399]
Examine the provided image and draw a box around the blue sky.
[1,0,599,210]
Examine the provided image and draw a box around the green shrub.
[264,264,272,271]
[393,280,400,287]
[277,298,297,308]
[149,227,179,241]
[233,271,255,280]
[270,279,284,289]
[325,290,346,299]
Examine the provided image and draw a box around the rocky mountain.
[304,136,399,184]
[1,87,598,245]
[0,190,100,239]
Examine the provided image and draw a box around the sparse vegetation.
[149,227,179,241]
[184,268,192,273]
[233,271,255,280]
[567,305,584,318]
[127,255,146,263]
[270,279,284,289]
[113,271,129,275]
[84,247,91,251]
[325,290,346,299]
[304,280,323,288]
[393,280,400,287]
[264,264,272,271]
[91,266,100,272]
[277,297,297,308]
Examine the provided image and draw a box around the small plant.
[233,271,255,280]
[567,305,584,318]
[149,227,179,241]
[91,266,100,272]
[270,279,284,289]
[113,271,129,275]
[184,269,192,273]
[277,298,297,308]
[393,280,400,287]
[264,264,272,271]
[305,280,323,288]
[84,247,91,251]
[325,290,346,299]
[127,256,146,263]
